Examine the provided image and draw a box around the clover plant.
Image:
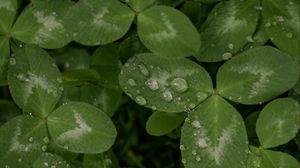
[0,0,299,167]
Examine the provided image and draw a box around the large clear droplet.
[145,79,159,90]
[127,78,137,86]
[162,90,173,102]
[170,78,188,93]
[138,64,149,76]
[136,96,147,105]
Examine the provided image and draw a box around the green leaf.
[217,46,299,104]
[256,98,300,148]
[47,142,78,162]
[11,0,73,49]
[195,0,259,62]
[33,153,69,168]
[146,111,185,136]
[91,44,121,90]
[0,100,21,126]
[247,146,300,168]
[245,111,260,145]
[137,5,200,58]
[8,45,63,118]
[83,150,120,168]
[119,53,213,112]
[181,95,248,168]
[0,36,10,80]
[0,0,18,34]
[0,115,49,168]
[64,0,134,45]
[80,84,122,117]
[62,69,100,86]
[126,0,155,12]
[262,0,300,60]
[47,102,117,153]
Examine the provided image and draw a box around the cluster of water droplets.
[264,14,294,39]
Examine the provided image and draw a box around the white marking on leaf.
[229,65,274,98]
[9,126,22,152]
[149,12,177,42]
[92,5,121,32]
[16,72,58,105]
[33,11,64,44]
[0,0,14,11]
[57,110,92,141]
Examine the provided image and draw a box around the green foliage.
[0,0,299,167]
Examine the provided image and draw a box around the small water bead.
[44,162,49,167]
[138,64,149,76]
[222,52,232,60]
[265,22,271,27]
[286,32,293,38]
[127,78,137,86]
[188,103,196,109]
[192,150,197,155]
[196,156,201,162]
[276,16,284,22]
[181,159,187,164]
[197,139,208,148]
[179,145,186,150]
[43,137,50,144]
[228,43,234,50]
[41,145,47,151]
[136,96,147,105]
[191,121,201,129]
[170,78,188,93]
[64,145,69,150]
[18,158,22,162]
[145,79,159,90]
[162,90,173,102]
[246,36,254,42]
[28,137,34,142]
[9,58,16,66]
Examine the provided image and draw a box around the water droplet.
[64,145,69,150]
[182,159,186,164]
[276,16,284,22]
[24,146,29,152]
[19,44,23,48]
[162,90,173,102]
[43,137,50,144]
[41,145,47,151]
[192,150,197,155]
[56,78,63,83]
[228,43,234,50]
[145,79,159,90]
[265,22,271,27]
[196,92,208,102]
[151,106,157,110]
[44,162,49,167]
[188,103,196,109]
[210,43,215,47]
[9,58,16,66]
[286,32,293,38]
[191,121,201,129]
[179,145,186,150]
[138,64,149,76]
[127,78,137,86]
[170,78,188,93]
[18,158,22,162]
[28,137,33,142]
[136,96,147,105]
[222,52,232,60]
[254,5,263,10]
[196,156,201,162]
[246,36,254,42]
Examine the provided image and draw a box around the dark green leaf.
[119,53,213,112]
[181,95,248,168]
[33,153,69,168]
[0,0,18,34]
[8,45,63,118]
[217,46,299,104]
[83,150,120,168]
[47,102,117,153]
[137,5,200,58]
[0,36,10,80]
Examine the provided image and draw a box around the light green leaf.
[64,0,134,45]
[33,153,69,168]
[137,5,200,58]
[0,115,49,168]
[181,95,248,168]
[80,84,122,117]
[195,0,259,62]
[8,45,63,118]
[11,0,73,49]
[262,0,300,60]
[84,150,120,168]
[247,146,300,168]
[217,46,299,105]
[0,0,18,34]
[126,0,155,12]
[146,111,185,136]
[256,98,300,148]
[47,102,117,153]
[91,44,121,90]
[119,53,213,112]
[0,36,10,80]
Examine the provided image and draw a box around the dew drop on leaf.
[170,78,188,93]
[162,90,173,102]
[222,52,232,60]
[9,58,16,66]
[228,43,234,50]
[136,96,147,105]
[145,79,159,90]
[127,78,137,86]
[286,32,293,38]
[138,64,149,76]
